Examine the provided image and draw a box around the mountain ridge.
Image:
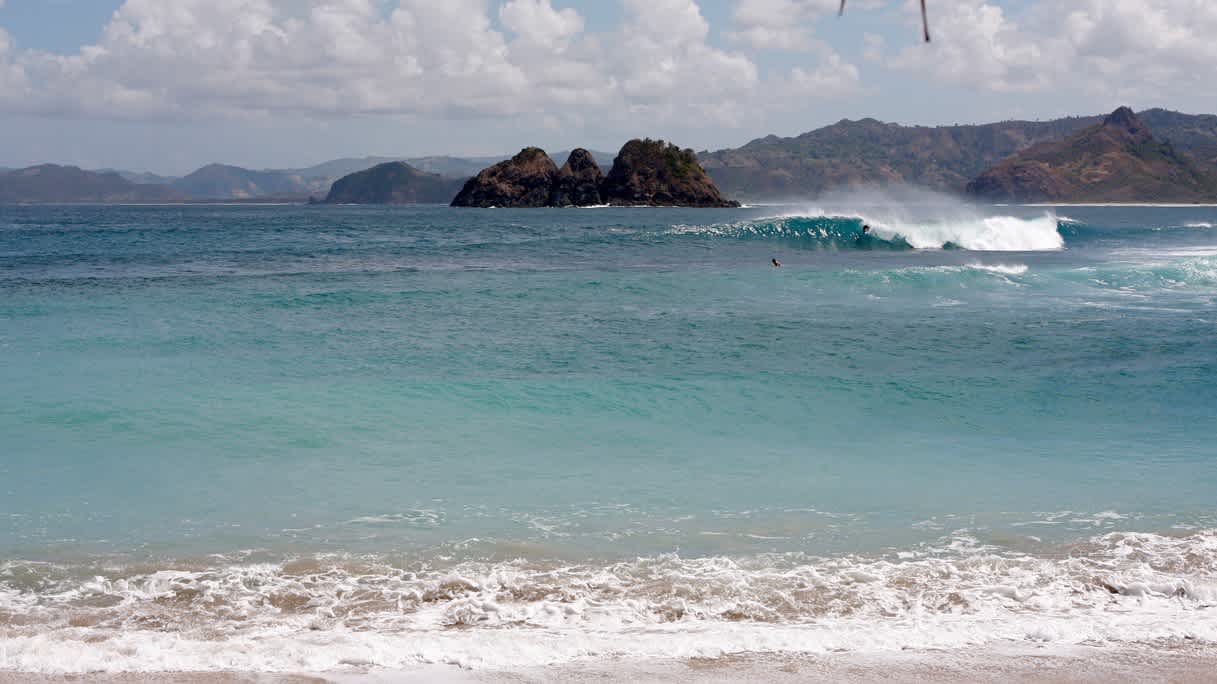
[322,162,467,204]
[699,108,1217,200]
[5,110,1217,204]
[0,165,186,203]
[966,107,1217,202]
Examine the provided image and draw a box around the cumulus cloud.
[501,0,584,51]
[617,0,756,106]
[0,0,858,130]
[783,52,861,97]
[727,0,889,51]
[890,0,1217,98]
[2,0,1214,133]
[891,0,1061,92]
[0,28,25,96]
[728,0,826,51]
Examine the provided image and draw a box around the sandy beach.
[6,644,1217,683]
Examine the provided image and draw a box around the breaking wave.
[670,211,1064,251]
[2,530,1216,673]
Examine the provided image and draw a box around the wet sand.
[6,644,1217,683]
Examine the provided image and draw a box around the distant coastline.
[4,107,1217,206]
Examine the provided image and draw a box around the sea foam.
[780,188,1066,251]
[864,214,1063,251]
[2,530,1216,674]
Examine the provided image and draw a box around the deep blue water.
[1,202,1216,672]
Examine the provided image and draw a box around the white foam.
[1184,222,1215,229]
[2,530,1217,674]
[967,263,1029,275]
[862,214,1063,251]
[776,189,1066,251]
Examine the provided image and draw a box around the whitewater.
[2,200,1216,677]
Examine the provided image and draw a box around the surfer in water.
[862,224,871,234]
[771,258,782,267]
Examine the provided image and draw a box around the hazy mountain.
[323,162,466,204]
[699,116,1103,199]
[967,107,1217,203]
[699,109,1217,200]
[1140,109,1217,167]
[407,151,613,179]
[282,157,403,181]
[0,151,618,202]
[111,170,180,185]
[170,164,318,199]
[9,112,1216,203]
[0,165,185,203]
[401,155,508,179]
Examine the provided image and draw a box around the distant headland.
[3,107,1217,205]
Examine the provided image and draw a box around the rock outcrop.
[600,139,739,207]
[551,149,604,206]
[452,141,738,208]
[450,147,560,208]
[966,107,1217,203]
[323,162,466,204]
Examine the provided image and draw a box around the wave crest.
[2,530,1216,673]
[866,213,1064,251]
[672,211,1064,252]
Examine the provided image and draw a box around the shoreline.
[5,644,1217,683]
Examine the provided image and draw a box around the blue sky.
[0,0,1212,174]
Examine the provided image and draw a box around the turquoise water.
[1,202,1216,672]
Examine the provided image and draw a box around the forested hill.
[700,109,1217,200]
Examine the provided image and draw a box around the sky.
[0,0,1214,174]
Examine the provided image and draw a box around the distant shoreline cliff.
[5,108,1217,205]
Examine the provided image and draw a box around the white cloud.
[728,0,865,51]
[1061,0,1217,98]
[501,0,584,51]
[889,0,1217,100]
[890,0,1062,92]
[729,0,821,51]
[727,0,887,51]
[0,28,27,97]
[0,0,862,131]
[782,52,861,97]
[617,0,757,106]
[862,32,885,63]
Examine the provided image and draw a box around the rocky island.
[967,107,1217,203]
[599,139,738,207]
[451,140,739,208]
[448,147,562,208]
[551,148,605,206]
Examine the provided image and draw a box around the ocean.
[1,199,1215,675]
